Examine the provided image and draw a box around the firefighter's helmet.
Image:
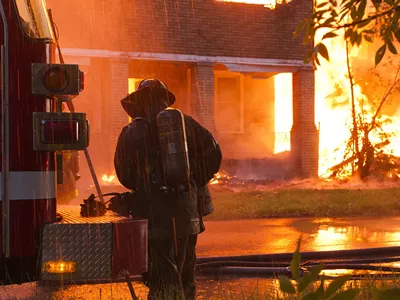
[121,78,176,119]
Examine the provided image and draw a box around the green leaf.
[356,32,362,46]
[364,34,373,43]
[315,54,321,66]
[316,276,325,297]
[330,288,359,300]
[375,43,387,65]
[357,18,371,28]
[305,24,316,40]
[304,50,314,63]
[302,292,320,300]
[315,8,330,15]
[295,20,307,36]
[395,30,400,43]
[341,1,354,11]
[316,1,329,8]
[317,43,330,61]
[325,275,352,298]
[350,6,358,21]
[372,0,381,9]
[339,9,349,22]
[363,29,375,34]
[298,264,324,292]
[319,17,336,28]
[350,31,359,45]
[357,0,367,20]
[290,236,302,281]
[377,288,400,300]
[387,40,398,54]
[322,32,338,39]
[345,28,353,39]
[278,275,296,294]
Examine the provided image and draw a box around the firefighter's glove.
[108,192,133,217]
[80,194,107,217]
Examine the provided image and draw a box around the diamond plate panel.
[57,205,130,224]
[41,223,112,281]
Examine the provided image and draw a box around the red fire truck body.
[0,0,147,285]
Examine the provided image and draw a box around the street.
[3,216,400,299]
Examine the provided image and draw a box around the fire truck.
[0,0,147,285]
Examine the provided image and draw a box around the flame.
[210,171,235,185]
[314,6,400,178]
[314,30,361,177]
[269,0,400,179]
[218,0,290,9]
[102,174,117,185]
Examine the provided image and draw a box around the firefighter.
[114,79,221,299]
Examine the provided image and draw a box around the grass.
[205,186,400,220]
[203,277,400,299]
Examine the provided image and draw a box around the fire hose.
[195,246,400,278]
[196,260,400,277]
[197,246,400,264]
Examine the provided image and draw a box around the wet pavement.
[3,216,400,299]
[0,277,283,300]
[197,216,400,257]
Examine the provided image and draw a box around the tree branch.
[316,5,400,30]
[345,39,360,168]
[369,66,400,132]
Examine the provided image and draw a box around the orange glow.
[274,73,292,154]
[314,226,351,251]
[315,33,362,177]
[210,171,235,185]
[313,4,400,178]
[102,174,118,185]
[218,0,291,9]
[43,260,76,274]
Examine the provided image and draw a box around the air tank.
[156,108,190,186]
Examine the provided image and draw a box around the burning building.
[46,0,318,183]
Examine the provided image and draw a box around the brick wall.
[108,58,130,170]
[290,68,319,177]
[190,63,216,131]
[47,0,312,61]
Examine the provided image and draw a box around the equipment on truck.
[80,192,134,218]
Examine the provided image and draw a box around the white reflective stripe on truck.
[0,171,56,200]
